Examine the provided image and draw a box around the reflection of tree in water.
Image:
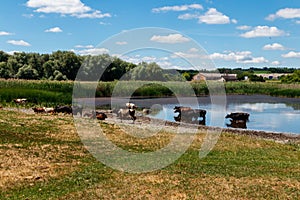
[286,103,300,110]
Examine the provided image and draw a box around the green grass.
[0,80,300,107]
[225,81,300,97]
[0,79,73,106]
[0,109,299,199]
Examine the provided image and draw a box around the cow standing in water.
[225,112,249,121]
[225,112,250,129]
[174,106,206,125]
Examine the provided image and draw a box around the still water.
[146,95,300,134]
[92,95,300,134]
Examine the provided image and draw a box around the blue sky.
[1,0,300,69]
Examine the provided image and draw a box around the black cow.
[54,105,72,114]
[72,105,83,116]
[118,108,136,123]
[174,106,206,124]
[225,112,249,121]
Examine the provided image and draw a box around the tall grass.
[0,79,299,107]
[225,82,300,97]
[0,79,73,106]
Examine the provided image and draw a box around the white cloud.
[171,48,205,59]
[116,41,128,45]
[156,61,173,69]
[22,13,34,18]
[188,48,199,53]
[209,51,268,64]
[236,25,251,30]
[45,27,63,33]
[271,61,281,65]
[231,19,238,24]
[266,8,300,21]
[120,55,156,65]
[178,8,236,25]
[99,21,111,25]
[178,13,199,20]
[171,51,203,59]
[75,48,109,55]
[198,8,231,24]
[26,0,111,19]
[150,34,190,44]
[152,4,203,13]
[74,10,111,19]
[240,26,288,38]
[263,43,286,50]
[7,40,31,46]
[0,31,13,36]
[282,51,300,58]
[75,45,94,48]
[7,50,21,55]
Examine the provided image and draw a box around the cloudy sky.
[1,0,300,69]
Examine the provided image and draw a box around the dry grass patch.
[1,109,299,199]
[0,110,88,191]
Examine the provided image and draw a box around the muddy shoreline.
[87,94,300,107]
[132,115,300,143]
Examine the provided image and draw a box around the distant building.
[192,73,237,82]
[222,74,238,82]
[257,73,288,80]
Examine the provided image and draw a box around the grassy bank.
[0,79,73,106]
[225,82,300,97]
[0,109,299,199]
[0,79,300,106]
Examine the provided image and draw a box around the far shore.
[78,94,300,107]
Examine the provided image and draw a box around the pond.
[92,95,300,134]
[149,102,300,134]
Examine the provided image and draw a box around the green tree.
[53,70,68,81]
[281,70,300,83]
[42,60,59,79]
[130,62,165,81]
[182,72,191,81]
[50,51,82,80]
[0,51,9,62]
[0,62,12,79]
[16,64,39,80]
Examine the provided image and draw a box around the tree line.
[0,51,182,81]
[1,50,299,82]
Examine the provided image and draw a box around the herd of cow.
[12,98,250,129]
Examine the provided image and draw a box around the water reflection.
[226,120,247,129]
[149,102,300,134]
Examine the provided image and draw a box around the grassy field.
[0,109,299,199]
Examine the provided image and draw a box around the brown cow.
[32,107,45,113]
[96,112,107,120]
